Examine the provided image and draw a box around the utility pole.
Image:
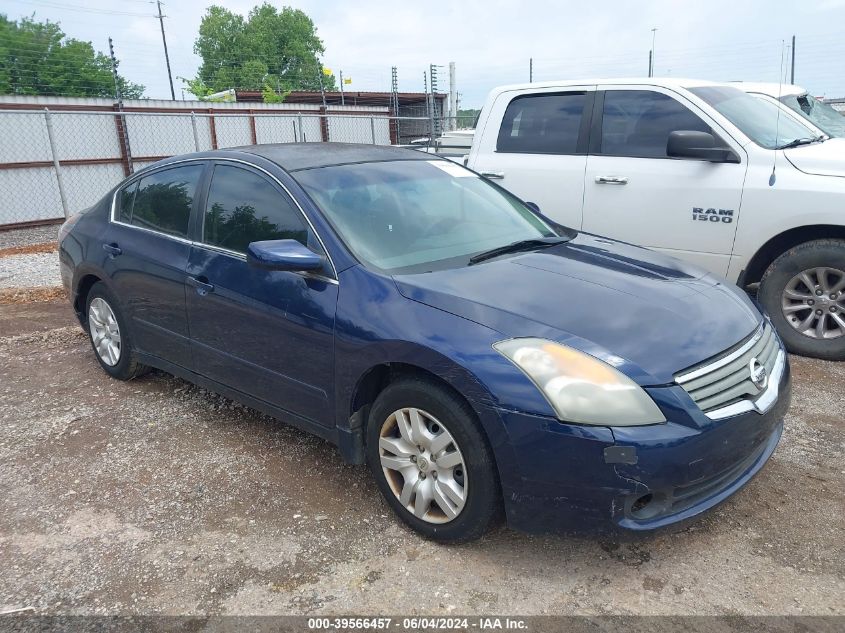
[649,28,657,77]
[790,35,796,84]
[156,1,175,100]
[317,65,327,107]
[390,66,399,112]
[391,66,399,143]
[109,37,133,173]
[424,71,432,144]
[529,58,533,83]
[448,62,456,131]
[339,70,345,106]
[108,37,122,104]
[429,63,439,138]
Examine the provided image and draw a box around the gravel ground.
[0,300,843,618]
[0,251,61,289]
[0,224,61,250]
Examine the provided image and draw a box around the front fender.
[333,265,555,483]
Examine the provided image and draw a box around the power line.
[7,0,156,18]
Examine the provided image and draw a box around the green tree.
[190,3,336,100]
[0,14,144,98]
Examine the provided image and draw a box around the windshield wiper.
[468,236,569,265]
[776,135,826,150]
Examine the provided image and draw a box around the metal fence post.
[44,108,70,218]
[370,116,376,144]
[190,111,201,151]
[297,113,304,142]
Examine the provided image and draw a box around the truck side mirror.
[667,131,740,164]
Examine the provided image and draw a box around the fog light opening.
[628,492,667,520]
[630,493,653,515]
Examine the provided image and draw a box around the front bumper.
[493,355,791,535]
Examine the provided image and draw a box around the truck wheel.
[365,377,500,543]
[759,239,845,360]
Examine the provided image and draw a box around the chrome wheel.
[378,407,467,524]
[88,297,121,366]
[781,267,845,340]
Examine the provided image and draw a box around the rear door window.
[600,90,710,158]
[117,181,137,223]
[129,164,204,238]
[497,92,587,154]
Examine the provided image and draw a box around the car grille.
[674,322,780,417]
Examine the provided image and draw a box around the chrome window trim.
[675,323,764,384]
[705,348,786,420]
[192,241,339,286]
[109,156,339,283]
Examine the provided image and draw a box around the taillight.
[58,212,83,243]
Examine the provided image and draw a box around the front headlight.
[493,338,666,426]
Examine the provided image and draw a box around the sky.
[3,0,845,107]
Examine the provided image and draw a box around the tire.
[85,282,150,380]
[759,239,845,360]
[365,377,500,543]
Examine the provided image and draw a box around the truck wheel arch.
[739,224,845,288]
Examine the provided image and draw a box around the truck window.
[600,90,710,158]
[496,92,586,154]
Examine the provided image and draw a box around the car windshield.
[690,85,819,149]
[780,93,845,138]
[293,159,563,274]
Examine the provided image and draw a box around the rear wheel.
[759,239,845,360]
[365,377,499,543]
[85,282,149,380]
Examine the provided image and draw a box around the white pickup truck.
[466,78,845,360]
[734,82,845,138]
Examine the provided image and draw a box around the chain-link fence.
[0,108,474,228]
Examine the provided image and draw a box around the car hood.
[393,234,761,385]
[785,138,845,177]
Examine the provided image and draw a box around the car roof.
[487,77,730,94]
[230,142,431,172]
[730,82,806,97]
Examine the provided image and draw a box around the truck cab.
[467,78,845,360]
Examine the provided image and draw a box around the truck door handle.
[480,171,505,179]
[595,176,629,185]
[187,276,215,296]
[102,243,122,257]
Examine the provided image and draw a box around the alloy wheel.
[781,267,845,339]
[378,407,467,524]
[88,297,122,366]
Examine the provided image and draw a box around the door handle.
[186,276,215,296]
[102,243,122,257]
[480,171,505,179]
[595,176,629,185]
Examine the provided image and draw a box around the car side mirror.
[667,131,740,163]
[246,239,324,272]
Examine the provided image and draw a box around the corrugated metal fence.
[0,104,454,228]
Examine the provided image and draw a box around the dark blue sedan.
[59,143,790,542]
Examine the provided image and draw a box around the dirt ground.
[0,299,843,617]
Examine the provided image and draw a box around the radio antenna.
[769,40,786,187]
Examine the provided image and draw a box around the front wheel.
[759,239,845,360]
[365,377,500,543]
